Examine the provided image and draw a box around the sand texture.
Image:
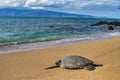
[0,37,120,80]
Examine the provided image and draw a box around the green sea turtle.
[45,55,103,71]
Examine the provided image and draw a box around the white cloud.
[77,0,120,7]
[0,0,119,9]
[22,0,120,11]
[0,0,26,7]
[24,0,71,9]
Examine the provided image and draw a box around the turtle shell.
[61,55,93,69]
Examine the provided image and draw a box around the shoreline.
[0,36,120,54]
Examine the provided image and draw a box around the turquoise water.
[0,17,120,46]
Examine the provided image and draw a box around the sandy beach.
[0,37,120,80]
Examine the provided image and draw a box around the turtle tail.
[44,65,59,70]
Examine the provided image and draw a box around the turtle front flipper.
[45,60,61,70]
[44,65,59,70]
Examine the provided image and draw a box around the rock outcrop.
[90,21,120,30]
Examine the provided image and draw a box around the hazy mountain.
[0,8,95,18]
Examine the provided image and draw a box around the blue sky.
[0,0,120,18]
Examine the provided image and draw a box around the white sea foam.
[108,32,120,36]
[55,37,94,44]
[101,32,120,38]
[0,37,94,54]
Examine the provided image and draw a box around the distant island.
[0,8,96,18]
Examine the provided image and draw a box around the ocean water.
[0,17,120,46]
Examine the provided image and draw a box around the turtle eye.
[55,60,61,65]
[59,60,61,63]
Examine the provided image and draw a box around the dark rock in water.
[49,25,55,28]
[108,26,114,30]
[90,21,120,26]
[90,21,108,26]
[108,21,120,26]
[90,21,120,31]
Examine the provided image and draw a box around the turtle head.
[55,60,61,66]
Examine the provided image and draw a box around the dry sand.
[0,37,120,80]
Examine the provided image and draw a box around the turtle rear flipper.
[85,64,96,71]
[85,64,103,71]
[44,65,59,70]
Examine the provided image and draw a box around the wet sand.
[0,37,120,80]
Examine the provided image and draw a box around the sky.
[0,0,120,18]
